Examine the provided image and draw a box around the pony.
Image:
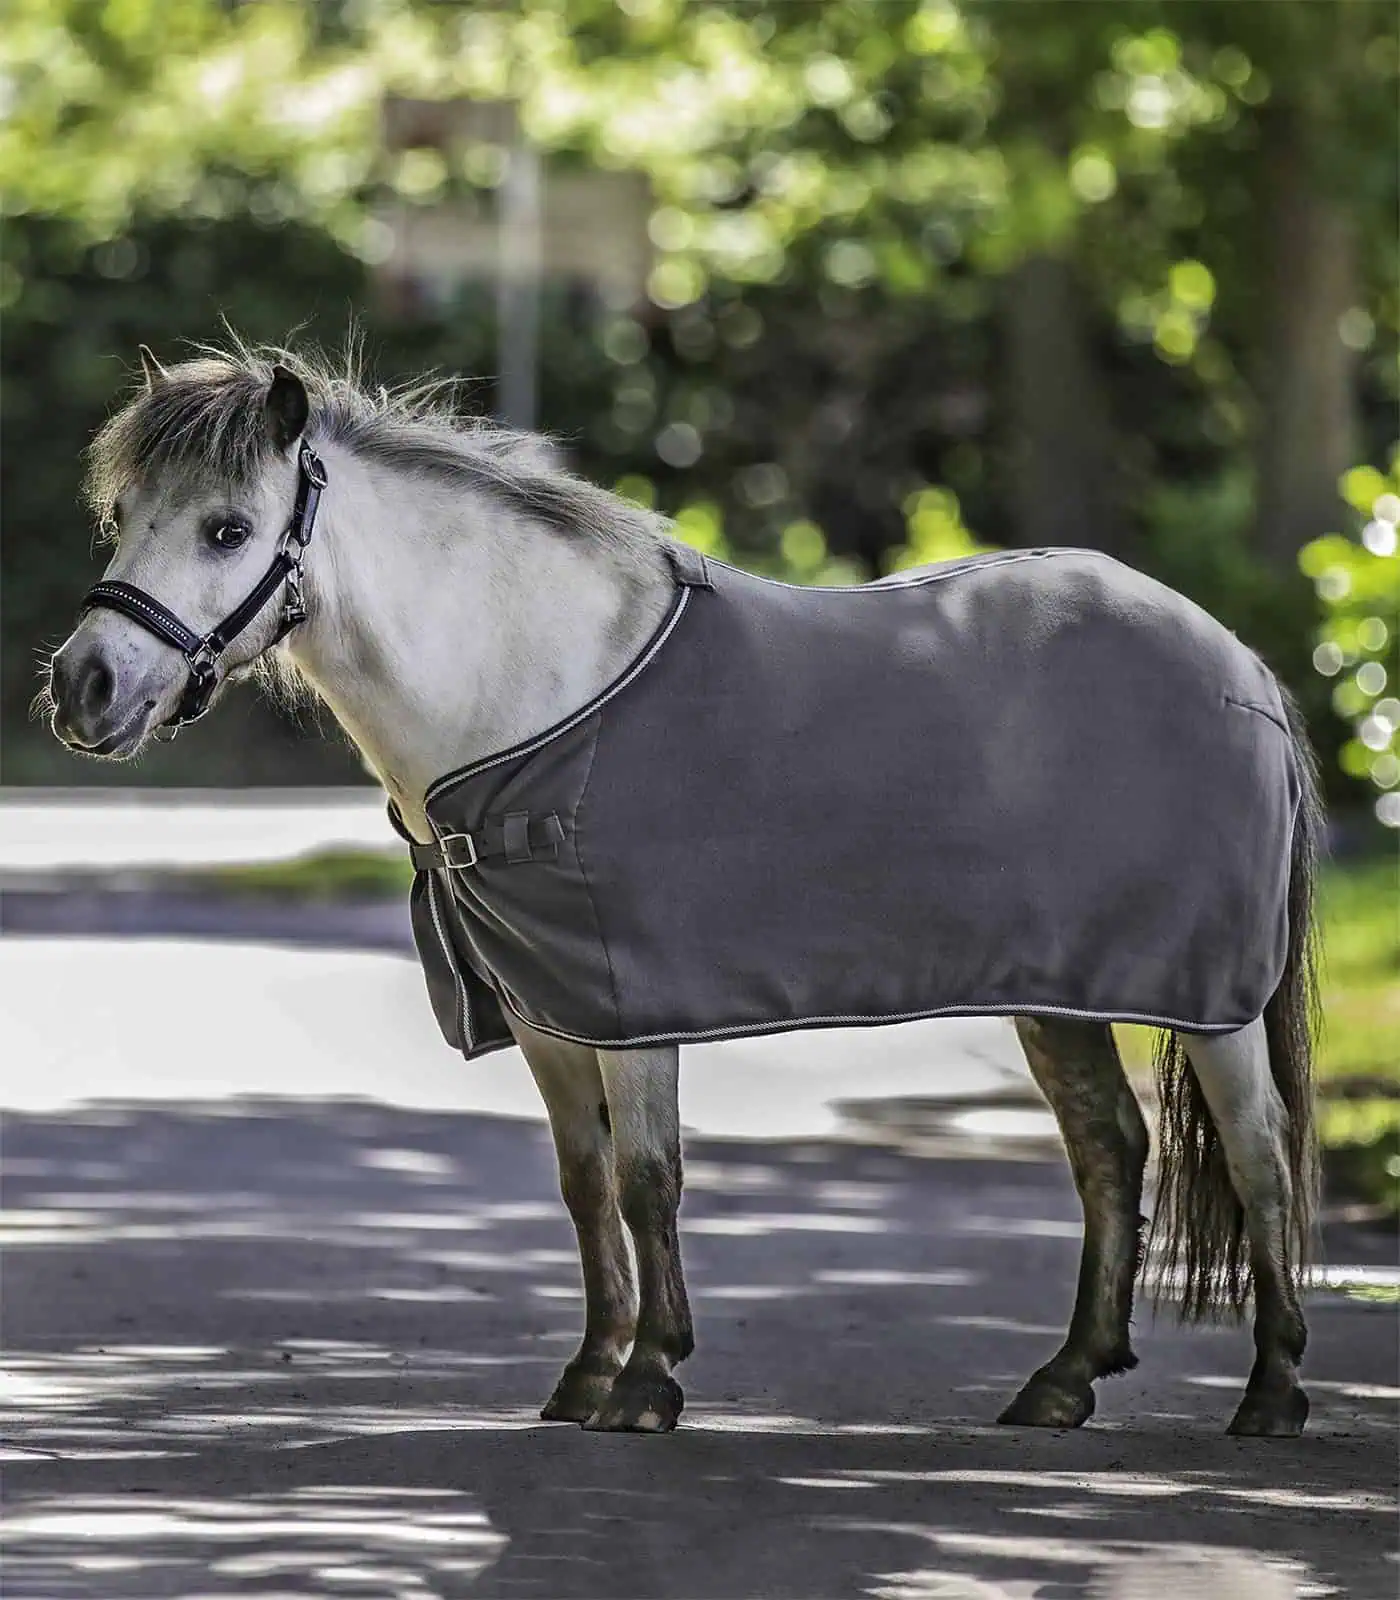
[47,340,1320,1438]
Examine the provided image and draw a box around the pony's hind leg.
[586,1044,693,1433]
[509,1018,637,1423]
[999,1016,1149,1429]
[1182,1019,1309,1437]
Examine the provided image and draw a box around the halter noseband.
[79,442,328,738]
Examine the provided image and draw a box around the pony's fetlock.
[1095,1343,1139,1380]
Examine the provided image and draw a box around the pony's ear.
[138,344,167,391]
[265,364,309,452]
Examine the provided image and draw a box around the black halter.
[79,442,328,737]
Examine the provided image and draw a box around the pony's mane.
[84,334,667,556]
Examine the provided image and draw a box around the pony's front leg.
[509,1018,637,1422]
[585,1043,693,1433]
[999,1017,1149,1428]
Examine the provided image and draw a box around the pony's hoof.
[540,1360,621,1424]
[998,1375,1095,1429]
[1226,1384,1309,1438]
[583,1371,684,1434]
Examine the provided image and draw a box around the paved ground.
[0,892,1039,1141]
[0,789,390,873]
[2,893,1397,1597]
[4,1100,1397,1597]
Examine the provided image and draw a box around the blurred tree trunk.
[1252,103,1360,568]
[1000,253,1124,555]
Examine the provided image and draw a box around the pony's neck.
[286,444,674,840]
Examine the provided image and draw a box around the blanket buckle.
[437,831,479,870]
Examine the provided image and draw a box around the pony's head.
[49,335,669,777]
[49,345,315,756]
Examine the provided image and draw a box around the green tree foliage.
[1302,453,1400,824]
[2,0,1395,797]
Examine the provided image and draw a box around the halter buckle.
[282,564,307,630]
[169,648,219,732]
[299,444,328,491]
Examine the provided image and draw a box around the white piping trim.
[425,586,693,807]
[705,547,1095,595]
[425,868,471,1048]
[423,549,1103,813]
[488,982,1258,1054]
[423,549,1098,810]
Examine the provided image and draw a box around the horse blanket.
[397,546,1301,1060]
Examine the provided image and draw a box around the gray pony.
[49,341,1321,1440]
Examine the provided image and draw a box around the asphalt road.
[4,1089,1397,1599]
[3,886,1397,1596]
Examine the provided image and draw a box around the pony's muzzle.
[49,638,152,755]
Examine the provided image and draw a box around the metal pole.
[496,136,542,431]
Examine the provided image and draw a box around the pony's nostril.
[52,647,118,738]
[78,655,116,719]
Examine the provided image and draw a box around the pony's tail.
[1148,686,1323,1321]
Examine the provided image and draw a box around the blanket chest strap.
[410,811,565,872]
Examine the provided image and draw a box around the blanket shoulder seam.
[1222,693,1291,736]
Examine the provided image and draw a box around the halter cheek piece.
[78,443,328,738]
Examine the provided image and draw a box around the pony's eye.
[207,518,251,551]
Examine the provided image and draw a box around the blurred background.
[1,8,1397,1591]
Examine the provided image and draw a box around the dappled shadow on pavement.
[3,1100,1396,1598]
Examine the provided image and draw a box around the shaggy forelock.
[86,359,276,520]
[84,335,665,557]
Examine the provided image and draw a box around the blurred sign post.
[495,135,542,431]
[377,97,653,422]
